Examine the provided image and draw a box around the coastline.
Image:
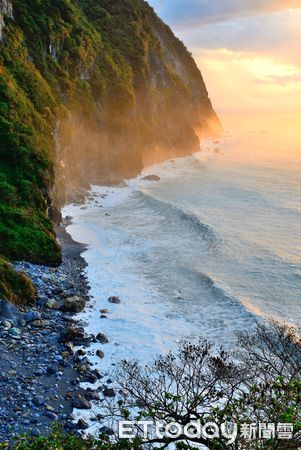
[0,222,108,441]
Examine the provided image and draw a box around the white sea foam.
[63,126,301,426]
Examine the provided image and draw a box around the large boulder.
[63,296,85,313]
[0,299,20,326]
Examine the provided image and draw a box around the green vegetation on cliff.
[0,0,220,300]
[0,257,35,304]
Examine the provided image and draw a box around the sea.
[63,112,301,376]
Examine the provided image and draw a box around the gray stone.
[47,365,58,376]
[72,394,91,410]
[99,426,114,436]
[76,419,89,430]
[63,296,85,313]
[45,299,60,310]
[142,174,161,181]
[23,311,40,323]
[96,350,105,359]
[96,333,109,344]
[0,299,20,325]
[44,411,59,421]
[33,396,45,407]
[84,389,100,401]
[103,388,116,398]
[108,296,121,304]
[8,327,20,337]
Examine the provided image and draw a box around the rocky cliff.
[0,0,220,296]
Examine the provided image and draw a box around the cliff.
[0,0,220,299]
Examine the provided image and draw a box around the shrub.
[0,257,36,305]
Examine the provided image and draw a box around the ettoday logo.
[119,420,294,444]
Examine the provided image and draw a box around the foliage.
[100,321,301,449]
[0,256,36,305]
[1,426,143,450]
[0,0,219,300]
[0,323,300,448]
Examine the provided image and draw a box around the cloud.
[256,73,301,86]
[175,8,301,67]
[148,1,301,113]
[149,0,301,28]
[193,48,301,112]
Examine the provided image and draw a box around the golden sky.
[149,1,301,113]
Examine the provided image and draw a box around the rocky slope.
[0,0,220,299]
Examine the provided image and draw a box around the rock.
[96,350,105,359]
[2,320,12,329]
[78,365,87,373]
[72,394,91,410]
[23,310,41,323]
[142,174,161,181]
[52,287,63,295]
[45,299,60,310]
[62,280,75,290]
[65,341,74,352]
[31,428,41,437]
[108,296,121,304]
[33,396,45,407]
[81,373,97,384]
[99,426,114,436]
[103,388,116,398]
[8,327,20,337]
[37,296,48,307]
[76,419,89,430]
[76,349,86,356]
[59,327,80,343]
[42,274,57,283]
[96,333,109,344]
[31,320,50,328]
[46,405,55,412]
[63,296,85,313]
[47,365,58,376]
[44,411,59,421]
[85,389,100,401]
[0,299,20,325]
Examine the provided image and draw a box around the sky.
[148,0,301,113]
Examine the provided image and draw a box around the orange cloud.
[194,48,301,113]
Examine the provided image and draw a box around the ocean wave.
[194,270,262,319]
[137,189,220,248]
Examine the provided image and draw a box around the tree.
[102,321,301,449]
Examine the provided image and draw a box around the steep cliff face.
[62,0,221,191]
[0,0,220,271]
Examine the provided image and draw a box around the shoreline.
[0,222,109,441]
[0,155,204,442]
